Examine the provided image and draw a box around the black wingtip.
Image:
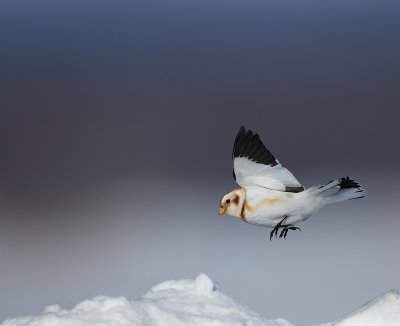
[232,126,246,159]
[232,126,278,167]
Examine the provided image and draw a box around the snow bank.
[1,274,399,326]
[332,289,400,326]
[0,274,292,326]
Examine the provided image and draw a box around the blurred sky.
[1,0,400,325]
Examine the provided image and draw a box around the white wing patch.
[234,157,303,191]
[231,127,303,192]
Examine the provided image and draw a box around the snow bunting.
[219,126,366,240]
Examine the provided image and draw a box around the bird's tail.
[306,176,366,204]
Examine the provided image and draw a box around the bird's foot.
[279,225,301,239]
[269,216,301,241]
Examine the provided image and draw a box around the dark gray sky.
[1,1,400,324]
[1,0,399,203]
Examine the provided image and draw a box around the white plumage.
[219,126,366,240]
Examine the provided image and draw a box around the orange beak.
[218,206,226,215]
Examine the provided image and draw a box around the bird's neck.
[231,188,247,221]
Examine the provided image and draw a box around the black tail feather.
[339,176,362,190]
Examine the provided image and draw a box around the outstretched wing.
[232,126,304,192]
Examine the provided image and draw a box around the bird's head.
[218,188,245,218]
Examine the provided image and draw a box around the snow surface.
[1,274,399,326]
[328,289,400,326]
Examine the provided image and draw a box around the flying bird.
[219,126,365,240]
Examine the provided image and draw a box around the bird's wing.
[232,126,304,192]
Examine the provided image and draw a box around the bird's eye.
[226,199,230,204]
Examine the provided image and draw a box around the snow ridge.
[1,274,292,326]
[331,289,400,326]
[1,274,399,326]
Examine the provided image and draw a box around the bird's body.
[239,187,312,227]
[219,127,365,240]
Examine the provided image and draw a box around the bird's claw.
[279,225,301,239]
[269,217,301,241]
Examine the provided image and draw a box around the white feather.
[233,157,302,191]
